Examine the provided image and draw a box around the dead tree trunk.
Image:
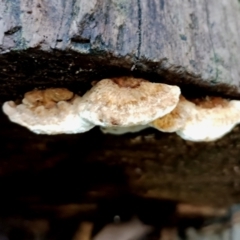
[0,0,240,210]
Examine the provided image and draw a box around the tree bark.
[1,0,240,95]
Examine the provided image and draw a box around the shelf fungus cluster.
[2,88,94,134]
[2,77,240,142]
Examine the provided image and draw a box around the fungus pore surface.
[100,125,149,135]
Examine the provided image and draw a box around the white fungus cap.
[100,125,149,135]
[150,96,190,132]
[176,97,240,142]
[79,77,181,127]
[2,91,94,135]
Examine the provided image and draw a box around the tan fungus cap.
[79,77,181,127]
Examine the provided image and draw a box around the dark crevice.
[0,50,240,102]
[4,26,22,35]
[70,37,91,44]
[160,0,165,10]
[54,0,67,48]
[204,0,219,83]
[137,0,142,60]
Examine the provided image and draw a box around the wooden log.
[1,0,240,211]
[0,0,240,95]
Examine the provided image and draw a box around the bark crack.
[204,0,219,83]
[54,0,67,48]
[137,0,142,60]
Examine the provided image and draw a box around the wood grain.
[1,0,240,93]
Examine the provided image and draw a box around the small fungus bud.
[22,88,74,108]
[43,88,74,102]
[22,90,44,107]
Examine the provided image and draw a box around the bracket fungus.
[151,96,240,142]
[2,78,180,135]
[175,96,240,142]
[3,77,238,142]
[2,88,94,135]
[79,77,181,127]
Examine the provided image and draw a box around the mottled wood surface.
[1,0,240,94]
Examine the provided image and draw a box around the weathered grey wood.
[1,0,240,94]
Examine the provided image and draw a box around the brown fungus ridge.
[23,90,43,107]
[111,77,148,88]
[23,88,74,109]
[191,96,229,109]
[79,77,181,127]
